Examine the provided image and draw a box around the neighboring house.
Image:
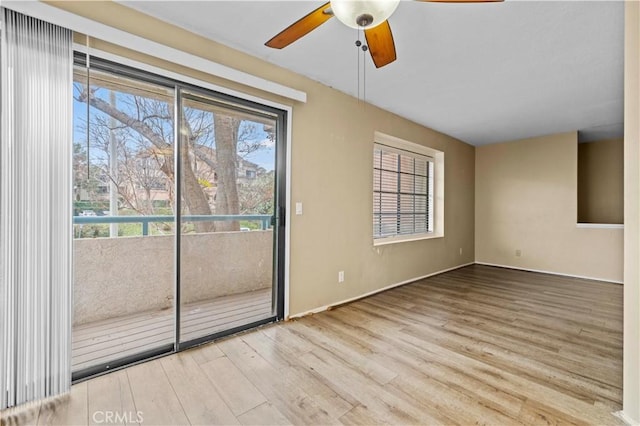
[75,143,264,214]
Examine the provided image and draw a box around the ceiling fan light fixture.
[330,0,401,29]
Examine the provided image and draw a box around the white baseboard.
[287,260,622,320]
[475,261,623,284]
[288,262,474,320]
[613,411,639,425]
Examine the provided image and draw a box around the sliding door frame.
[71,53,288,381]
[175,87,286,351]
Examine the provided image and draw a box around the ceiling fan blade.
[265,2,333,49]
[365,20,397,69]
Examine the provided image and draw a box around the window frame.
[373,132,444,246]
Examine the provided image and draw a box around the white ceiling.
[120,0,624,146]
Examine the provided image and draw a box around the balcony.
[72,215,275,372]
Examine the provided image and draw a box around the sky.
[243,137,275,171]
[73,87,276,172]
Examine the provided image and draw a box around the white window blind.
[373,143,434,239]
[1,8,73,410]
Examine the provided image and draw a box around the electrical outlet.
[338,271,345,283]
[515,249,522,257]
[459,248,463,255]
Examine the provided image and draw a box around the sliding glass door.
[71,66,176,376]
[177,90,281,347]
[71,55,286,379]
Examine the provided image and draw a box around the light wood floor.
[2,265,623,425]
[72,288,273,372]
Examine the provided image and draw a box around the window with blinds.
[373,143,434,239]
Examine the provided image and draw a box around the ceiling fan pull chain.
[360,28,367,105]
[357,34,360,102]
[355,28,369,103]
[359,28,369,104]
[355,29,361,102]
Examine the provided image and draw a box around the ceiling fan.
[265,0,502,69]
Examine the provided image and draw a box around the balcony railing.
[73,214,274,325]
[73,214,272,236]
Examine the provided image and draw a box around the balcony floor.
[72,288,273,372]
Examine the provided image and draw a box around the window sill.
[374,232,443,246]
[576,223,624,229]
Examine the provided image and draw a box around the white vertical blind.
[0,8,73,410]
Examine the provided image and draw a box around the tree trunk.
[180,133,215,233]
[214,115,241,232]
[79,90,215,233]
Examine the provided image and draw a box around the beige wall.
[578,138,623,224]
[50,1,476,317]
[475,131,623,282]
[624,2,640,423]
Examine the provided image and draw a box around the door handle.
[271,206,285,227]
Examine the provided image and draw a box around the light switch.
[295,202,303,215]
